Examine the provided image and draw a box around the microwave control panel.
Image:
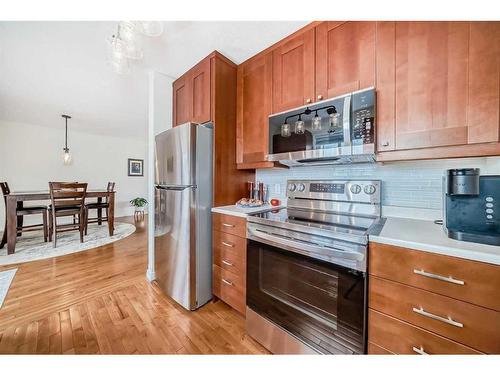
[352,89,375,145]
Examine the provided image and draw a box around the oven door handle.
[248,227,364,262]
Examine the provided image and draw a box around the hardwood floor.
[0,217,267,354]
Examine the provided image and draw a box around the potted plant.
[130,197,148,218]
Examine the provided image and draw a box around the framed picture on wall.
[128,158,144,176]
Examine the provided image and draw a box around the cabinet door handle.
[412,307,464,328]
[222,223,235,228]
[222,278,233,286]
[222,259,233,266]
[381,141,390,147]
[414,269,465,285]
[317,95,323,100]
[412,346,429,355]
[305,98,312,104]
[221,241,234,248]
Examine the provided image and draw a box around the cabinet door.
[272,28,315,113]
[316,21,376,100]
[190,58,211,124]
[468,22,500,144]
[375,21,396,151]
[394,22,469,150]
[236,53,274,167]
[173,76,191,127]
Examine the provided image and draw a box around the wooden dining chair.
[84,182,115,235]
[0,182,48,249]
[48,182,87,248]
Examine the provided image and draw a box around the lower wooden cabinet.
[368,242,500,354]
[368,310,481,355]
[212,213,247,315]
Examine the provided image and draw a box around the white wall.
[0,120,148,229]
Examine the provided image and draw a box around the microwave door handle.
[249,227,364,262]
[342,94,352,146]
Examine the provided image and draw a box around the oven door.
[247,238,367,354]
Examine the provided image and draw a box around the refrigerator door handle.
[155,184,196,191]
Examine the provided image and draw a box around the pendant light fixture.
[62,114,72,165]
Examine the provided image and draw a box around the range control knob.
[288,183,297,192]
[364,184,376,195]
[350,184,362,194]
[297,183,306,192]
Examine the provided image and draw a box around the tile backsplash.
[256,157,500,218]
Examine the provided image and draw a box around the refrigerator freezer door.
[155,123,196,186]
[154,185,197,310]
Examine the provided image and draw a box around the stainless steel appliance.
[443,168,500,246]
[154,122,213,310]
[246,179,384,354]
[267,88,376,167]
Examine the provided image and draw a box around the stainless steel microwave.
[267,87,376,167]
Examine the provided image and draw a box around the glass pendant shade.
[138,21,164,37]
[329,112,341,130]
[295,116,305,134]
[312,113,322,131]
[281,122,291,137]
[63,150,72,165]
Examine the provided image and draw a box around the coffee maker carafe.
[443,168,500,246]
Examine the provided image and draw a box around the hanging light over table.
[62,114,72,165]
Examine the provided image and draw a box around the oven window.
[247,239,366,354]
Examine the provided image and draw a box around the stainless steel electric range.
[246,179,384,355]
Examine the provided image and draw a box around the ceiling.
[0,21,308,138]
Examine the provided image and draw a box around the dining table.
[5,189,115,255]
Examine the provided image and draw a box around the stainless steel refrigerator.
[154,122,213,310]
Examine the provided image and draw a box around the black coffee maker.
[444,168,500,246]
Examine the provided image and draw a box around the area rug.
[0,268,17,308]
[0,222,136,266]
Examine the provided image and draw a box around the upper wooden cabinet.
[172,58,211,126]
[376,21,500,157]
[272,28,315,113]
[236,53,275,169]
[316,21,376,100]
[468,22,500,144]
[173,75,191,126]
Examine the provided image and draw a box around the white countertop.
[370,217,500,265]
[211,204,282,218]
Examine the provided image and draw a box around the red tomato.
[270,198,280,206]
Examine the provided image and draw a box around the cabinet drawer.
[368,342,394,354]
[369,276,500,353]
[213,231,246,275]
[212,264,245,315]
[369,309,481,354]
[369,242,500,311]
[212,213,247,238]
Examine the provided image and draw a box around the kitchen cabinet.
[212,212,247,315]
[172,75,191,126]
[272,28,315,113]
[376,21,500,158]
[172,58,211,126]
[172,52,253,206]
[315,21,376,100]
[236,53,275,169]
[368,242,500,354]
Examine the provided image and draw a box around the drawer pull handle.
[222,260,233,266]
[222,278,233,286]
[412,346,429,355]
[412,307,464,328]
[221,241,234,247]
[414,269,465,285]
[222,223,235,228]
